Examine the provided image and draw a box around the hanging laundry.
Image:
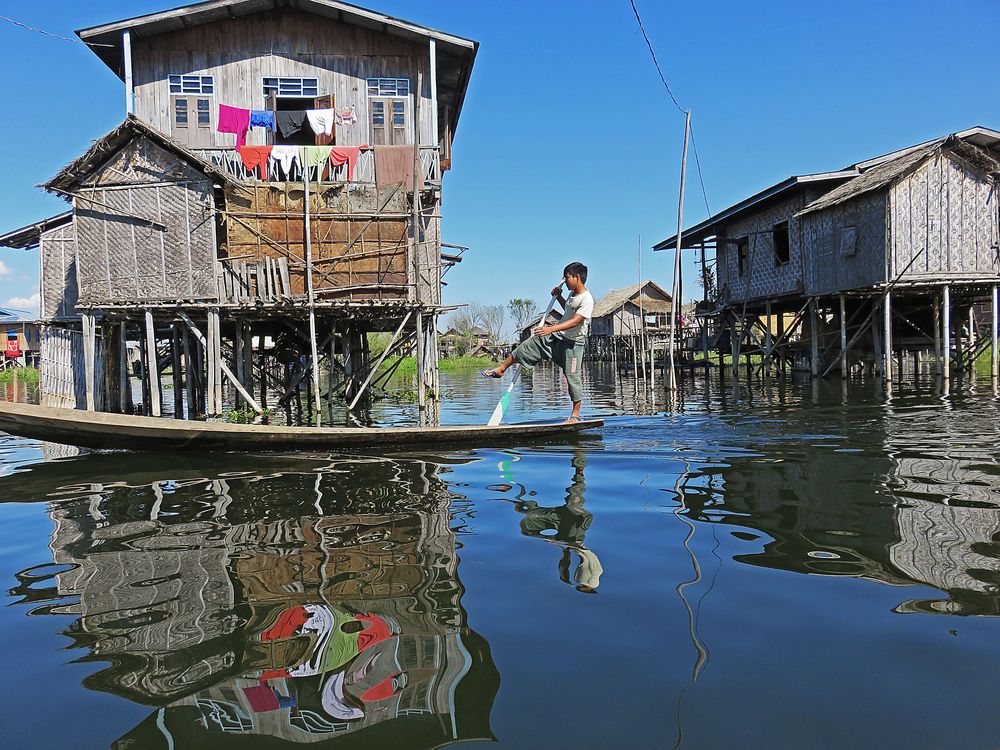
[239,145,273,180]
[374,144,415,189]
[249,109,276,131]
[270,145,302,178]
[275,110,308,139]
[329,145,367,182]
[303,145,334,183]
[305,108,336,137]
[334,106,357,127]
[218,104,251,148]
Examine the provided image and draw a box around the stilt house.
[0,0,478,424]
[656,127,1000,380]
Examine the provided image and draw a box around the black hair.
[563,262,588,283]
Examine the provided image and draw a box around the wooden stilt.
[872,300,883,376]
[145,310,161,417]
[119,320,131,414]
[809,298,819,378]
[942,285,951,383]
[182,327,195,419]
[839,295,848,377]
[82,312,96,412]
[171,325,183,419]
[206,310,217,415]
[933,294,942,377]
[764,301,773,377]
[992,284,998,380]
[235,319,245,409]
[415,312,426,423]
[883,291,893,384]
[968,305,977,375]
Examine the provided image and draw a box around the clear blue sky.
[1,0,998,320]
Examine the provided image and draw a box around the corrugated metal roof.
[0,211,72,250]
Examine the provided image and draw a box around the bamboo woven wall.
[220,183,411,302]
[72,136,220,305]
[801,191,887,296]
[890,152,1000,281]
[40,221,79,321]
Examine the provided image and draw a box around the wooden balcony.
[195,147,441,186]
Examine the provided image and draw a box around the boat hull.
[0,401,603,452]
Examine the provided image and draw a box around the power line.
[628,0,713,219]
[628,0,685,115]
[0,14,114,47]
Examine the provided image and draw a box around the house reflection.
[702,414,1000,616]
[8,453,499,747]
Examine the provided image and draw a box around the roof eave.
[0,211,74,250]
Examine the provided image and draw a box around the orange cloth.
[329,145,367,182]
[239,145,273,179]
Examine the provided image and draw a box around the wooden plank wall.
[40,222,79,321]
[132,9,435,150]
[220,183,411,302]
[890,152,1000,282]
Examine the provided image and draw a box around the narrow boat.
[0,400,603,452]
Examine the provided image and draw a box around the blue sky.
[0,0,998,321]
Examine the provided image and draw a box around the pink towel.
[218,104,251,148]
[374,145,415,189]
[329,145,367,182]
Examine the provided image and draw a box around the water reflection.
[6,453,499,747]
[489,449,603,593]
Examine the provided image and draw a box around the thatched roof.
[44,114,241,194]
[797,136,1000,217]
[592,280,672,318]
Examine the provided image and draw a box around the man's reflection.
[491,450,603,593]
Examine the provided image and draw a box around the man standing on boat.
[482,262,594,423]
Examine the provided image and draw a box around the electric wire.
[0,14,114,47]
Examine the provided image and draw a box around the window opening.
[169,74,214,95]
[736,237,749,276]
[366,78,410,97]
[263,77,319,99]
[773,221,790,266]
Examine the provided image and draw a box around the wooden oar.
[487,283,563,426]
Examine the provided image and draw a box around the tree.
[508,298,540,334]
[480,305,506,344]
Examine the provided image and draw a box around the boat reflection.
[6,452,499,747]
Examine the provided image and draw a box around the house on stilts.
[656,127,1000,382]
[0,0,478,425]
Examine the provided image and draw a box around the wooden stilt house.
[656,127,1000,382]
[0,0,478,425]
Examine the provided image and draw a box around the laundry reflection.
[490,449,603,593]
[7,453,499,747]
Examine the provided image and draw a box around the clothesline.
[219,102,358,148]
[238,144,368,182]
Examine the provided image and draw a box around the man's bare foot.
[563,415,582,424]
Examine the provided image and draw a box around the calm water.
[3,365,1000,749]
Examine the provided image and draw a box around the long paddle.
[487,283,563,426]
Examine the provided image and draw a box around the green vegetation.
[0,367,40,385]
[226,406,270,423]
[381,355,491,379]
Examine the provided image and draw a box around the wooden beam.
[177,311,263,414]
[82,313,96,412]
[350,312,412,411]
[145,310,162,417]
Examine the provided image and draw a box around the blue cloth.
[250,110,275,131]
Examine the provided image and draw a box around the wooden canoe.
[0,400,603,452]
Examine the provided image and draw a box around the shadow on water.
[4,364,1000,747]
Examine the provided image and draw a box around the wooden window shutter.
[313,95,335,146]
[390,97,408,145]
[369,100,388,145]
[172,96,190,140]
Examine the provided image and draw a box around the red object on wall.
[5,338,20,358]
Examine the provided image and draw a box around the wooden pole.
[182,327,194,419]
[992,284,998,380]
[700,240,709,367]
[968,305,977,375]
[303,167,323,426]
[839,295,848,377]
[82,313,96,411]
[764,301,773,377]
[235,319,245,408]
[123,30,134,116]
[943,285,951,383]
[933,293,942,377]
[145,310,161,417]
[178,311,262,414]
[206,311,217,415]
[171,325,183,419]
[119,321,130,414]
[668,111,691,395]
[809,298,819,378]
[883,290,893,384]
